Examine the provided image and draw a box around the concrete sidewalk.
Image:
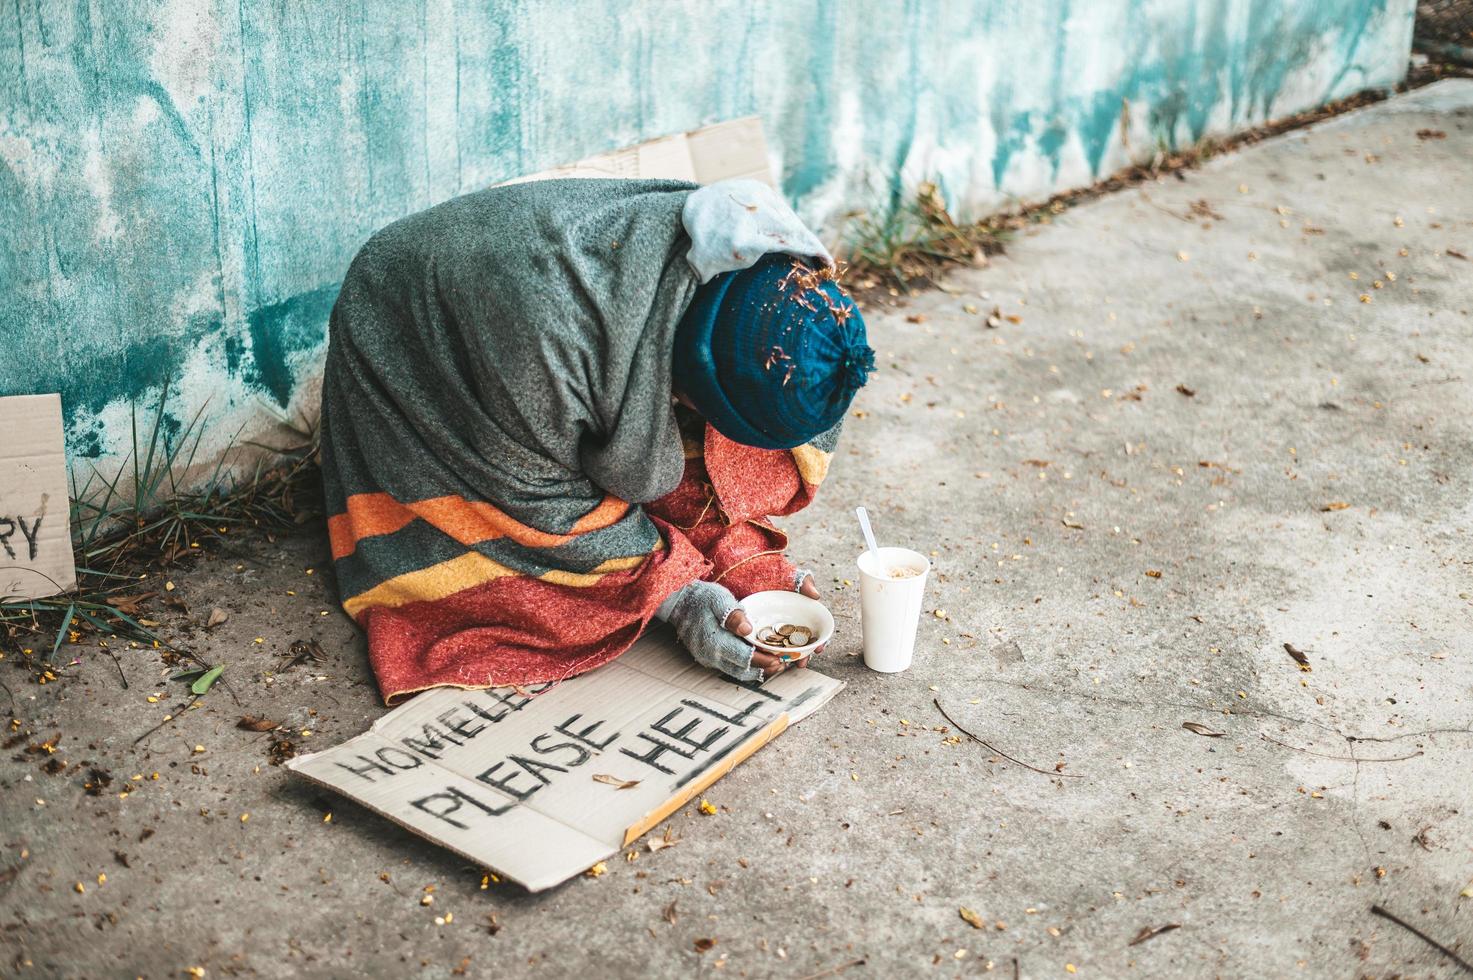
[4,81,1470,979]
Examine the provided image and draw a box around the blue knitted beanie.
[673,254,874,450]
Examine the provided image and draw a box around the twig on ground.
[1260,734,1423,763]
[1370,904,1473,975]
[795,957,866,980]
[933,699,1081,778]
[132,694,199,746]
[1128,923,1181,946]
[103,647,128,689]
[974,676,1473,749]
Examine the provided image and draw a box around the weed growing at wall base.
[0,382,322,687]
[840,85,1402,301]
[841,181,1008,291]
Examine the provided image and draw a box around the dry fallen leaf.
[236,715,278,732]
[206,607,229,629]
[693,938,716,953]
[1283,643,1311,670]
[1182,722,1226,738]
[1061,518,1085,530]
[284,638,327,669]
[959,907,985,929]
[662,900,678,925]
[1320,502,1352,512]
[648,826,681,852]
[698,799,718,816]
[1145,569,1162,579]
[1128,923,1181,946]
[592,774,641,790]
[1175,384,1196,397]
[105,593,156,616]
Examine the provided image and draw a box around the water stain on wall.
[0,0,1414,468]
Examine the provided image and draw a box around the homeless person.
[320,176,873,704]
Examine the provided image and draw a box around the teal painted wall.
[0,0,1414,468]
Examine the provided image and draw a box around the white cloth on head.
[682,178,832,284]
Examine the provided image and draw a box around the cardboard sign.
[502,116,775,188]
[0,394,76,601]
[289,628,842,891]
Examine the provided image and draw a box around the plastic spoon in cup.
[855,506,880,564]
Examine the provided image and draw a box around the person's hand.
[662,580,770,683]
[720,604,794,679]
[798,571,821,600]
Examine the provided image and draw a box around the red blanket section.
[361,424,821,704]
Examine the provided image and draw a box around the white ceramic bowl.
[737,590,835,657]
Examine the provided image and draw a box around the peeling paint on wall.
[0,0,1414,476]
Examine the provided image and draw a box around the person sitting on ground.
[319,176,873,704]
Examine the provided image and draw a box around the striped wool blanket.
[320,178,837,704]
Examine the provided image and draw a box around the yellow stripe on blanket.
[540,553,649,587]
[343,549,659,619]
[790,443,832,486]
[343,552,519,619]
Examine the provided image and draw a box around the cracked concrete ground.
[3,81,1471,979]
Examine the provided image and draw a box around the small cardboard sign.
[288,628,842,891]
[0,394,76,601]
[502,116,775,188]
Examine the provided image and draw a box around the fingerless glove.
[656,580,761,683]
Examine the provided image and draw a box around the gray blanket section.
[321,178,704,584]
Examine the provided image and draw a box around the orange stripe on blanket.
[328,495,416,560]
[342,546,662,619]
[329,492,630,560]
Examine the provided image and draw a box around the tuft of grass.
[842,87,1398,302]
[841,181,1006,293]
[0,381,321,686]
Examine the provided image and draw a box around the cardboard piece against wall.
[502,116,774,187]
[0,394,76,601]
[289,628,842,891]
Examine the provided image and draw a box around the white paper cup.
[856,547,931,673]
